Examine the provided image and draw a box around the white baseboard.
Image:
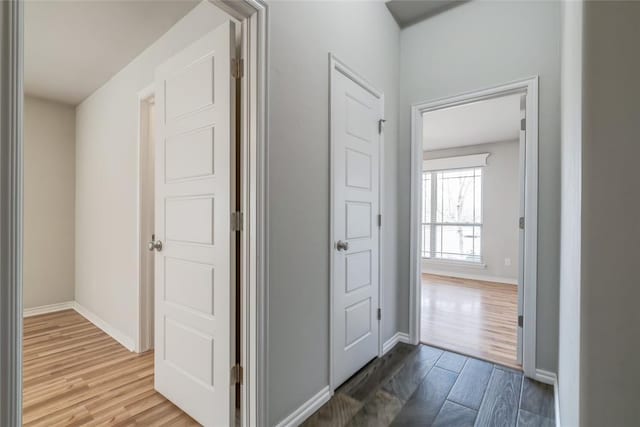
[382,332,411,355]
[534,368,556,385]
[23,301,75,317]
[423,268,518,285]
[72,302,136,352]
[534,369,559,425]
[275,386,332,427]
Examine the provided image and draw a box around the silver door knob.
[148,240,163,252]
[336,240,349,251]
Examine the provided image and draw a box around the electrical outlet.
[504,258,512,267]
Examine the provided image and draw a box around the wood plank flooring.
[23,310,198,426]
[303,343,555,427]
[421,273,519,368]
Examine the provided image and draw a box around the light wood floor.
[23,310,199,426]
[421,273,520,369]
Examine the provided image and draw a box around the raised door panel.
[332,64,382,387]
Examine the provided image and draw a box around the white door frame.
[0,0,269,426]
[408,77,539,379]
[329,54,385,391]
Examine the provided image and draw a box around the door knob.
[148,240,163,252]
[336,240,349,251]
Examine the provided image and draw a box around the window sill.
[421,258,487,270]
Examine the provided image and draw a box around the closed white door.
[331,60,382,387]
[153,21,236,427]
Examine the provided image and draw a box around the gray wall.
[423,141,520,282]
[398,0,562,373]
[23,96,75,309]
[580,2,640,424]
[267,2,400,424]
[559,1,582,425]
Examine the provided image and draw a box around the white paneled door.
[331,59,383,388]
[153,22,236,426]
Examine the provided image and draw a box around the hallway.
[303,343,554,426]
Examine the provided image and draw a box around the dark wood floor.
[303,343,554,427]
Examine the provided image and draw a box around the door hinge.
[377,214,382,228]
[231,58,244,80]
[520,118,526,131]
[231,364,243,385]
[518,315,523,328]
[378,119,386,134]
[519,216,525,230]
[377,308,381,321]
[231,211,244,232]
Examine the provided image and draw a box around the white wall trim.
[73,302,136,352]
[533,369,560,426]
[422,258,487,270]
[423,268,518,286]
[423,152,489,171]
[274,386,332,427]
[210,2,270,424]
[382,332,411,355]
[23,301,75,317]
[24,300,137,352]
[534,368,556,385]
[409,77,539,379]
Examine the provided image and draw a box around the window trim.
[421,166,484,265]
[423,152,489,172]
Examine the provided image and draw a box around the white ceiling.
[423,94,521,151]
[25,0,199,105]
[385,0,468,28]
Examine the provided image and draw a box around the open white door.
[331,59,382,388]
[152,21,236,426]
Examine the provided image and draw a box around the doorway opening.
[2,0,267,425]
[17,1,267,425]
[138,89,156,354]
[409,78,539,377]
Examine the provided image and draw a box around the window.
[422,167,482,263]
